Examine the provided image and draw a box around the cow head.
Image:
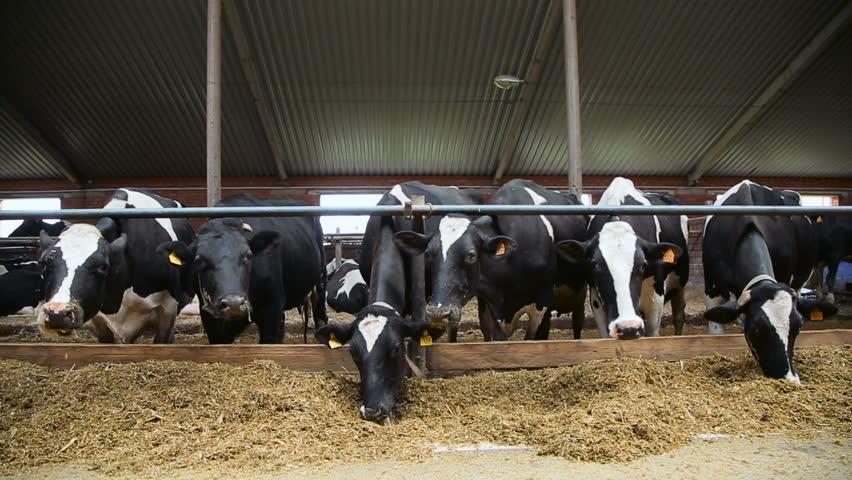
[393,215,516,331]
[316,302,427,425]
[36,224,128,334]
[704,281,836,382]
[158,218,277,322]
[556,221,682,340]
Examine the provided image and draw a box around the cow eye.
[242,252,253,264]
[391,343,401,357]
[465,251,477,264]
[94,263,109,277]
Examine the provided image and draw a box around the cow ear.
[704,300,742,324]
[399,317,428,340]
[644,242,683,265]
[483,235,516,259]
[156,240,192,266]
[249,230,280,255]
[394,231,430,256]
[796,299,838,321]
[38,230,56,252]
[555,239,589,263]
[108,234,128,273]
[316,322,354,349]
[96,217,119,242]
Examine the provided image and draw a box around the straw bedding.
[0,346,849,476]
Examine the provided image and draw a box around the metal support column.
[410,195,427,374]
[563,0,583,195]
[206,0,223,207]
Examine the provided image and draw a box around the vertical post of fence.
[206,0,223,207]
[563,0,583,196]
[410,195,427,374]
[334,227,343,269]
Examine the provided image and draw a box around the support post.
[410,195,427,374]
[563,0,583,195]
[206,0,223,207]
[334,227,343,269]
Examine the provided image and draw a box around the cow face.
[393,215,516,331]
[159,219,276,322]
[36,224,128,334]
[316,303,426,425]
[556,221,682,340]
[704,282,837,382]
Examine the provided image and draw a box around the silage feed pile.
[1,346,850,476]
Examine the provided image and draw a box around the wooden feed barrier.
[0,329,849,376]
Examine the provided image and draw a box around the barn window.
[0,197,61,236]
[800,194,839,207]
[319,194,383,235]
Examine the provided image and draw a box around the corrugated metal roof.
[0,0,848,181]
[510,0,847,177]
[0,97,65,180]
[708,30,852,177]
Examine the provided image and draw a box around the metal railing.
[0,204,850,220]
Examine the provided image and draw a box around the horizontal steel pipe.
[0,204,850,220]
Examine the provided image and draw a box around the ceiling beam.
[222,0,289,181]
[686,1,852,186]
[0,96,83,186]
[492,0,562,184]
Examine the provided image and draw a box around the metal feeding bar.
[0,204,851,220]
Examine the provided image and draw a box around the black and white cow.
[10,219,68,237]
[812,215,852,303]
[0,262,43,316]
[326,259,369,314]
[317,302,427,424]
[557,177,689,340]
[159,194,328,344]
[394,179,588,341]
[36,188,194,343]
[703,180,837,382]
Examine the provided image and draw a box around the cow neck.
[741,274,777,299]
[734,229,776,294]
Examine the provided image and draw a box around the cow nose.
[360,405,392,425]
[45,308,77,330]
[425,305,451,328]
[612,319,644,340]
[217,294,247,317]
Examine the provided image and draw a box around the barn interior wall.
[2,175,849,285]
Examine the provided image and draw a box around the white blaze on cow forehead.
[335,267,366,299]
[389,184,411,204]
[598,222,640,320]
[50,225,103,304]
[358,314,388,353]
[439,216,472,260]
[760,289,798,382]
[595,177,660,240]
[104,188,179,241]
[523,187,554,241]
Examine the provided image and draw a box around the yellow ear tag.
[168,252,183,266]
[420,330,433,347]
[810,309,823,321]
[328,333,342,349]
[816,216,823,223]
[495,241,506,256]
[662,248,676,264]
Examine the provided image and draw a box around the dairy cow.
[394,179,588,341]
[37,188,194,343]
[703,180,836,382]
[556,177,689,340]
[326,259,369,314]
[10,219,68,237]
[812,215,852,302]
[0,262,43,316]
[160,194,328,344]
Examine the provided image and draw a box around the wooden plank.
[0,343,357,373]
[0,330,847,372]
[424,330,852,373]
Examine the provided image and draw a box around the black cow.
[703,180,836,382]
[557,177,689,340]
[317,302,426,424]
[10,219,68,237]
[326,259,369,314]
[160,194,328,344]
[37,188,194,343]
[813,215,852,302]
[0,263,43,316]
[394,179,588,341]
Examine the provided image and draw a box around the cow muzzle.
[610,318,644,340]
[425,304,460,330]
[213,294,249,319]
[359,404,394,425]
[38,302,83,334]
